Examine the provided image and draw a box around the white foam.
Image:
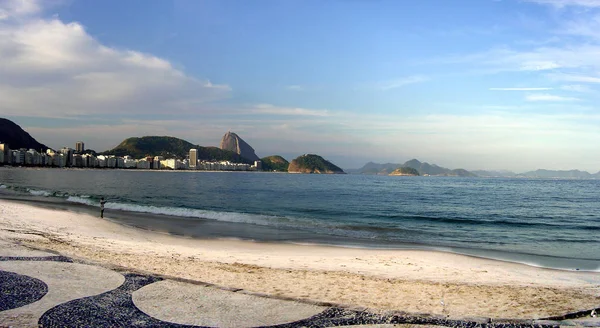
[0,184,6,189]
[28,189,51,197]
[66,196,96,206]
[101,201,280,226]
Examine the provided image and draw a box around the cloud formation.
[285,85,304,91]
[560,84,592,92]
[252,104,331,117]
[525,93,580,101]
[524,0,600,7]
[489,87,553,91]
[0,0,230,118]
[379,75,429,90]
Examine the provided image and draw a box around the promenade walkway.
[0,240,598,328]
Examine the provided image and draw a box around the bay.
[1,167,598,271]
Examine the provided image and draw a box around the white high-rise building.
[189,149,198,169]
[60,147,74,166]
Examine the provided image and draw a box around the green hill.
[102,136,250,163]
[389,167,420,176]
[288,154,345,174]
[261,155,289,172]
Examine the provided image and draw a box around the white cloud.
[0,0,230,118]
[519,61,561,71]
[432,43,600,76]
[524,0,600,7]
[379,75,429,90]
[285,85,304,91]
[549,74,600,83]
[561,84,592,92]
[0,0,40,20]
[252,104,331,117]
[525,93,580,101]
[489,87,553,91]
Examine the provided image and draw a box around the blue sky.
[2,0,600,171]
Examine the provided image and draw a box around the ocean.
[0,167,599,271]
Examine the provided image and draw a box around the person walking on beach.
[100,197,106,218]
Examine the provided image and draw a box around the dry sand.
[0,199,599,320]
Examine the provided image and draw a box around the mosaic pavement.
[0,242,598,328]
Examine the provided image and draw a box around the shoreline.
[1,191,599,273]
[0,198,599,319]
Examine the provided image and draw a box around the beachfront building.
[42,153,52,166]
[0,144,252,171]
[136,158,151,169]
[0,143,9,164]
[75,141,85,154]
[72,154,83,167]
[49,152,66,167]
[97,155,107,168]
[60,147,74,166]
[26,149,42,165]
[82,154,97,167]
[197,161,250,171]
[189,149,198,169]
[11,149,26,165]
[107,156,117,168]
[162,159,176,170]
[124,156,136,168]
[153,156,164,169]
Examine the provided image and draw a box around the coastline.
[1,198,599,319]
[2,189,598,273]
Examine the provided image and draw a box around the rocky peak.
[219,132,260,162]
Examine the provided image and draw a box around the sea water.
[0,167,598,271]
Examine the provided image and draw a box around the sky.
[2,0,600,171]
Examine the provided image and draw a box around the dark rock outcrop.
[0,118,50,152]
[219,132,260,162]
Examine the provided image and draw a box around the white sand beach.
[0,199,598,320]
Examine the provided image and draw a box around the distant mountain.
[404,159,454,176]
[356,159,476,177]
[220,132,260,162]
[0,118,50,152]
[389,167,420,176]
[519,169,595,179]
[473,169,599,178]
[261,155,289,172]
[352,162,400,175]
[103,136,250,163]
[471,170,518,177]
[288,154,345,174]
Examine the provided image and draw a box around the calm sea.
[1,167,599,271]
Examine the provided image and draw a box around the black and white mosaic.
[36,273,562,328]
[0,254,594,328]
[0,255,73,262]
[0,270,48,311]
[38,273,192,328]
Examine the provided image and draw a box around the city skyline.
[2,0,600,171]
